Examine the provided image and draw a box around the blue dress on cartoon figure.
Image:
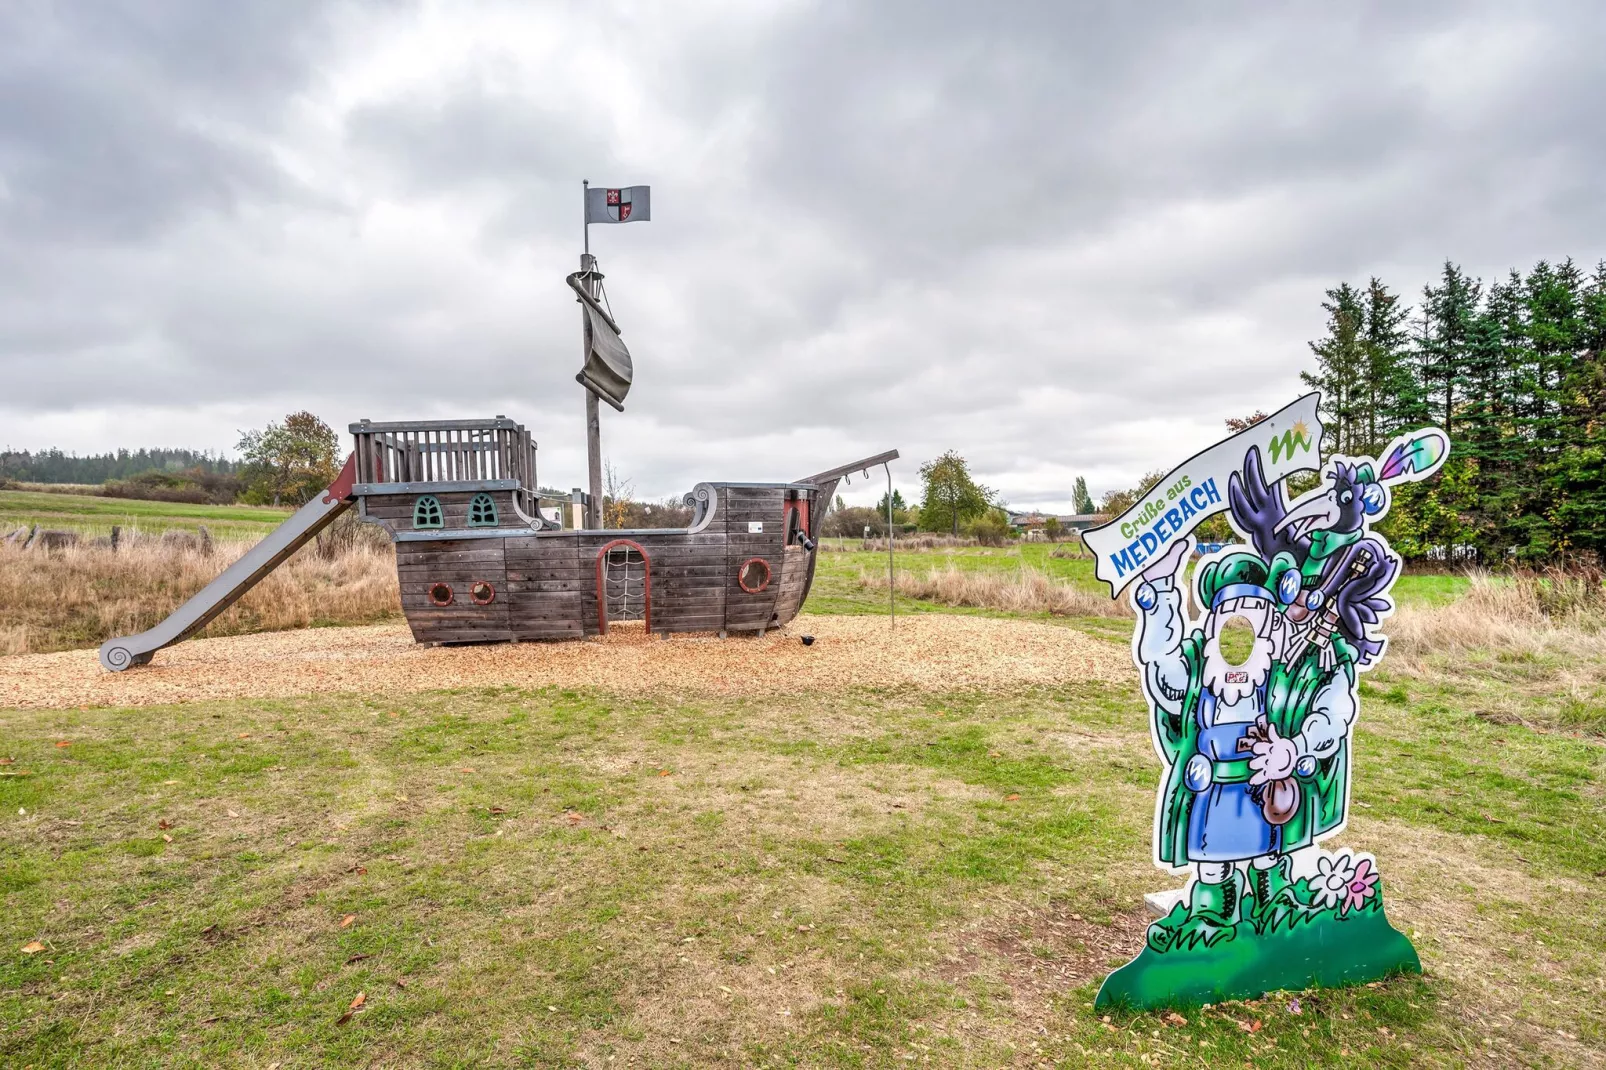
[1185,689,1280,863]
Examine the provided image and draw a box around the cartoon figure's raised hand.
[1140,536,1193,583]
[1247,717,1298,785]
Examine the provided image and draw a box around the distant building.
[1008,512,1103,538]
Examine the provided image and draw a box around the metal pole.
[582,179,589,256]
[885,462,895,629]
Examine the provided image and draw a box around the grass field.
[0,488,292,541]
[811,541,1468,616]
[2,507,1602,1067]
[2,679,1601,1067]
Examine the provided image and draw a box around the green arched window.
[413,495,443,529]
[468,493,499,527]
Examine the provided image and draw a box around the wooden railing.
[349,417,537,491]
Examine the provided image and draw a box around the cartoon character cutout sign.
[1082,394,1447,1011]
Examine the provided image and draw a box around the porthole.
[470,580,496,605]
[737,557,772,594]
[468,493,499,527]
[413,495,444,529]
[428,582,454,607]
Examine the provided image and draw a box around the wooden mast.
[581,180,603,529]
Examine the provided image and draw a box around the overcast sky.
[4,1,1603,511]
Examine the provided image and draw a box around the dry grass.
[0,523,399,656]
[860,564,1130,619]
[1388,568,1605,661]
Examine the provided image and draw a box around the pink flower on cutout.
[1340,858,1379,915]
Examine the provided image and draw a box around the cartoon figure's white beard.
[1202,632,1274,707]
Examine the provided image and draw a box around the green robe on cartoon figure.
[1130,537,1356,952]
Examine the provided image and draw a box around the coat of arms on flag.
[585,184,652,224]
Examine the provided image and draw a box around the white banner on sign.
[1082,393,1324,597]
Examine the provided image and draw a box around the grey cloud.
[0,1,349,244]
[4,1,1606,511]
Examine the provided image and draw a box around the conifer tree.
[1072,476,1095,515]
[1301,283,1367,455]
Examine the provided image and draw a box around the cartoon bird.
[1228,431,1448,666]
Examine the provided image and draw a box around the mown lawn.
[0,489,292,541]
[2,677,1601,1067]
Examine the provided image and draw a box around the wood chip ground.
[0,614,1130,710]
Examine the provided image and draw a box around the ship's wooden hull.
[369,483,820,643]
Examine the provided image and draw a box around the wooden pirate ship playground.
[99,233,896,671]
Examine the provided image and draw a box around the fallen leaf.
[393,977,408,989]
[55,741,71,748]
[489,806,506,814]
[21,941,45,954]
[201,1015,222,1024]
[335,1011,355,1026]
[349,991,366,1010]
[565,811,583,825]
[238,733,250,739]
[658,770,671,777]
[460,767,475,773]
[1288,998,1302,1015]
[1164,1012,1188,1026]
[988,750,1001,757]
[341,914,357,928]
[0,757,13,765]
[345,953,371,965]
[158,819,172,830]
[1250,1019,1264,1033]
[1005,793,1021,801]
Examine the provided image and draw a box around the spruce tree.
[1360,277,1417,451]
[1419,262,1481,438]
[1301,283,1367,455]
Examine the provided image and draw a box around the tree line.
[0,448,239,485]
[1302,259,1605,563]
[0,414,343,507]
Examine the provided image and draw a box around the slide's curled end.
[99,639,153,673]
[95,453,358,673]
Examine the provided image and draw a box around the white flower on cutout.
[1311,852,1358,910]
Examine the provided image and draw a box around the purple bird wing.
[1228,446,1306,561]
[1332,542,1397,665]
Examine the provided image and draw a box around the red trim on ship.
[595,539,652,635]
[737,557,772,594]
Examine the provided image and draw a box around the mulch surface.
[0,614,1130,710]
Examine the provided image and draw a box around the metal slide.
[98,455,359,672]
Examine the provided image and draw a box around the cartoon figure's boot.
[1146,868,1246,953]
[1249,855,1312,935]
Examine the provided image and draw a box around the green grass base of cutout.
[1095,901,1421,1012]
